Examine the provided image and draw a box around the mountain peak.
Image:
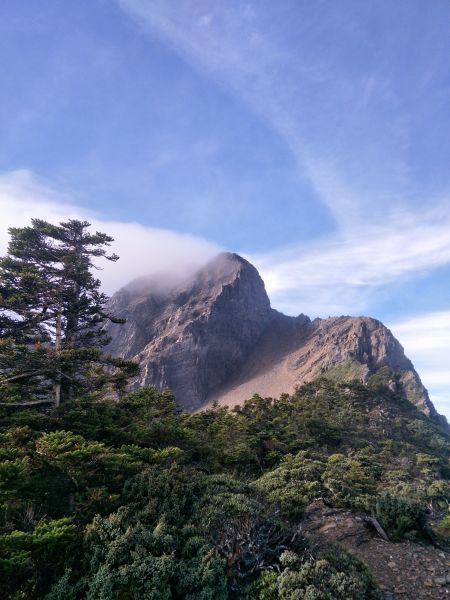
[105,253,272,410]
[106,254,443,422]
[180,252,267,295]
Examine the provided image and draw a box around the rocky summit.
[105,252,440,418]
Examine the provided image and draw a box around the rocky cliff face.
[106,252,441,419]
[106,253,273,410]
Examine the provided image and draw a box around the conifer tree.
[0,219,137,406]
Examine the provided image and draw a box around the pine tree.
[0,219,138,406]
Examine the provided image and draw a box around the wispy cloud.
[0,170,220,294]
[390,310,450,414]
[116,0,425,227]
[249,203,450,316]
[115,1,450,320]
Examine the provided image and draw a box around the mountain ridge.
[105,252,443,421]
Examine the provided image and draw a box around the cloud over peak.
[0,170,220,294]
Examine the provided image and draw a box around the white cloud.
[390,311,450,417]
[4,170,450,319]
[0,170,220,294]
[248,204,450,316]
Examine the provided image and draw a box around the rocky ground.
[302,500,450,599]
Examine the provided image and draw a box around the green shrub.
[278,546,381,600]
[243,546,381,600]
[437,515,450,537]
[323,454,376,509]
[374,494,425,541]
[252,452,324,519]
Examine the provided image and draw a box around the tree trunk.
[53,311,62,407]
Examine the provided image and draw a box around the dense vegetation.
[1,220,450,598]
[2,378,450,598]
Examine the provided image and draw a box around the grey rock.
[105,253,273,410]
[105,252,444,421]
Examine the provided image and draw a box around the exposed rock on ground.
[303,500,450,599]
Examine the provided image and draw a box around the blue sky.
[1,0,450,415]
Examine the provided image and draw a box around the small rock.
[387,561,396,569]
[435,576,447,586]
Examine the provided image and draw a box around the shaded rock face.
[106,253,273,410]
[106,252,440,419]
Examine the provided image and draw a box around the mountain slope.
[106,252,440,419]
[210,313,435,418]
